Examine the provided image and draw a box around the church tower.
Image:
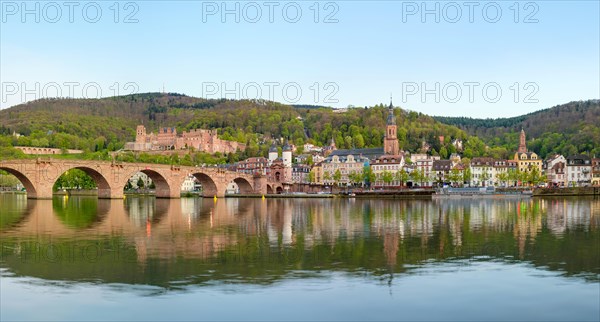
[384,99,400,155]
[518,128,527,153]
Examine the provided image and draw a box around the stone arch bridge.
[0,159,269,199]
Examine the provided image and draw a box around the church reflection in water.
[1,195,598,287]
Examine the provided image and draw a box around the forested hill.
[433,100,600,157]
[0,93,469,158]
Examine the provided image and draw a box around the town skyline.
[2,1,598,321]
[4,99,597,190]
[2,94,597,159]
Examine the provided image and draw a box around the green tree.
[53,169,97,191]
[410,168,426,186]
[507,169,519,187]
[517,169,529,187]
[323,171,331,183]
[382,170,394,186]
[348,171,362,187]
[462,166,472,186]
[306,155,314,166]
[395,169,409,187]
[137,177,145,189]
[333,169,342,186]
[363,166,376,188]
[527,167,545,186]
[0,172,20,188]
[463,148,474,159]
[439,146,448,159]
[497,172,509,187]
[344,136,353,149]
[38,138,50,147]
[353,134,365,149]
[447,169,462,186]
[481,170,491,187]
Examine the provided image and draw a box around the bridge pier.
[101,188,124,199]
[202,189,225,198]
[98,188,115,199]
[157,188,181,199]
[253,176,267,195]
[30,184,54,199]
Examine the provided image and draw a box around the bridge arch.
[56,166,113,199]
[190,172,219,197]
[0,167,37,198]
[231,177,254,195]
[124,169,173,198]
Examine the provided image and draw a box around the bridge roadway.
[0,158,274,199]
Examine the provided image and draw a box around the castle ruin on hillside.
[124,125,245,154]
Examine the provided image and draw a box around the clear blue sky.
[1,0,599,117]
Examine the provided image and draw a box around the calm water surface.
[1,195,599,321]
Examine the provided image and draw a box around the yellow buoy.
[262,195,265,200]
[214,195,217,202]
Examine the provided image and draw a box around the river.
[1,195,598,321]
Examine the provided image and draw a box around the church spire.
[384,95,399,155]
[386,96,396,125]
[518,128,527,153]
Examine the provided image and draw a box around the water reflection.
[0,194,31,229]
[53,196,110,229]
[0,195,598,288]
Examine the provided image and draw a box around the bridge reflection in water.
[0,195,598,288]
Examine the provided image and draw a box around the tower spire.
[518,128,527,153]
[384,95,399,155]
[386,100,396,125]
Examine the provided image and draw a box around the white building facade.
[566,155,592,186]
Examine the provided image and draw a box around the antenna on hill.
[162,83,165,94]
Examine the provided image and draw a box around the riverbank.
[0,191,26,195]
[220,190,435,199]
[54,190,98,196]
[233,193,335,198]
[353,190,434,199]
[10,187,600,199]
[533,187,600,196]
[433,193,532,199]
